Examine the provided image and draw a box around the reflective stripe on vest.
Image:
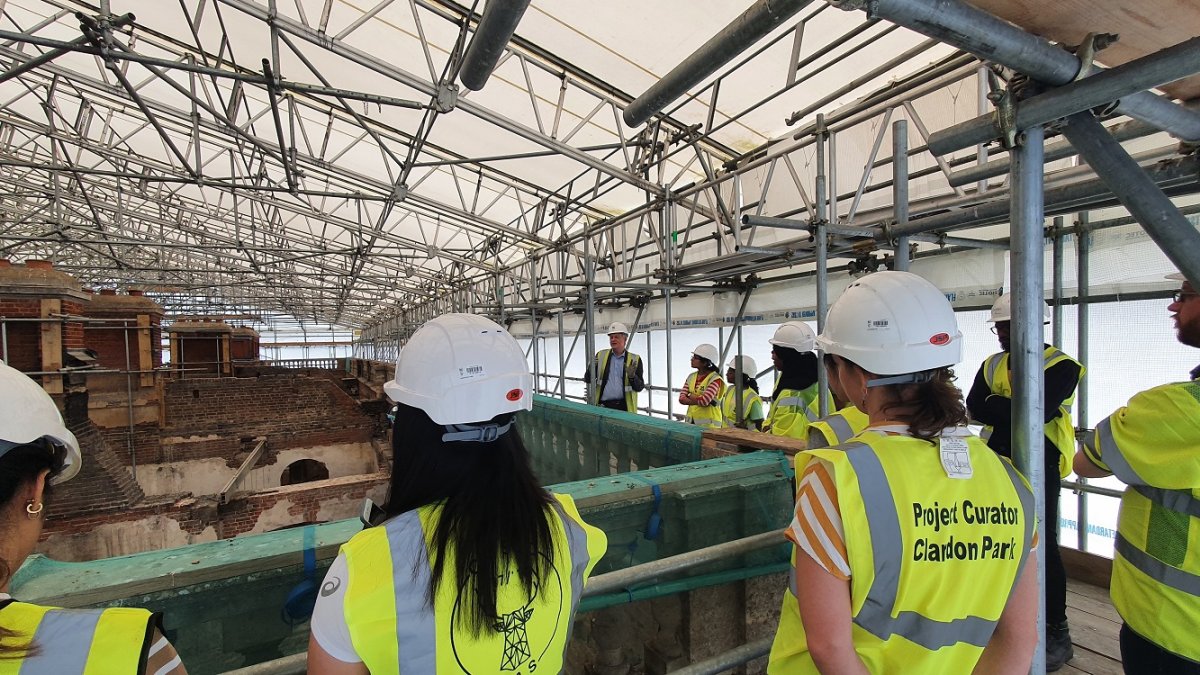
[1132,485,1200,518]
[722,387,762,428]
[0,603,153,675]
[769,383,829,439]
[818,414,857,447]
[1091,417,1148,486]
[685,371,724,428]
[592,350,639,413]
[980,347,1083,478]
[842,441,1031,650]
[1116,534,1200,596]
[343,494,603,673]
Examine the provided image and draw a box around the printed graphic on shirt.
[450,561,565,674]
[911,499,1021,562]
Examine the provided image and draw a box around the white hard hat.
[692,343,720,365]
[728,355,757,375]
[606,322,629,336]
[0,362,81,484]
[384,313,532,426]
[816,271,962,377]
[769,321,817,352]
[988,293,1051,323]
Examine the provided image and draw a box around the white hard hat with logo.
[988,293,1051,323]
[384,314,532,434]
[816,271,962,382]
[606,322,629,336]
[692,343,720,366]
[0,362,81,484]
[769,321,817,352]
[728,355,757,375]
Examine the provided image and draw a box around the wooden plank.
[1064,546,1112,589]
[220,334,231,376]
[137,315,154,387]
[1067,604,1122,661]
[703,428,807,454]
[1063,645,1124,675]
[968,0,1200,100]
[39,299,62,394]
[1067,588,1121,624]
[1067,577,1114,605]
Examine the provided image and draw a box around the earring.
[25,501,44,518]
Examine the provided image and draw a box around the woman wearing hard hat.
[308,313,607,674]
[678,343,725,428]
[0,362,188,674]
[763,321,830,439]
[769,271,1038,674]
[722,355,764,430]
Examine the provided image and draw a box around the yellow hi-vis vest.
[769,431,1034,674]
[340,492,607,674]
[590,349,641,413]
[980,346,1085,479]
[721,385,763,429]
[684,371,725,429]
[1080,377,1200,663]
[0,601,156,674]
[807,405,870,449]
[766,381,832,440]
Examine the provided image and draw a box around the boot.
[1046,621,1074,671]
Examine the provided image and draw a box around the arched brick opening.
[280,458,329,486]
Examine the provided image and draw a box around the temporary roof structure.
[0,0,1196,337]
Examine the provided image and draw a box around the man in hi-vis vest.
[1074,272,1200,673]
[966,293,1083,671]
[586,322,644,413]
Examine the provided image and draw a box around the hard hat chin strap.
[441,420,514,443]
[866,371,936,388]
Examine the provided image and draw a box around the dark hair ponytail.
[0,445,57,658]
[879,368,968,442]
[384,404,555,636]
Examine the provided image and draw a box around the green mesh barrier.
[518,394,705,484]
[13,453,791,675]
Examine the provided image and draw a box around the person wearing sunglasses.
[1074,272,1200,674]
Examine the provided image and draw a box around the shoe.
[1046,621,1074,672]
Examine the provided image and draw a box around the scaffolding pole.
[1010,123,1047,673]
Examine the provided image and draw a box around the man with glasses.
[966,292,1084,671]
[1074,272,1200,674]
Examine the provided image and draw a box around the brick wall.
[157,375,373,460]
[0,298,41,371]
[61,299,84,350]
[0,297,85,366]
[48,419,146,520]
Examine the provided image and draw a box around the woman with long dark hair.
[0,362,187,674]
[769,271,1038,673]
[763,321,829,439]
[308,313,607,674]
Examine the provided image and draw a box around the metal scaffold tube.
[892,118,910,270]
[1060,112,1200,288]
[827,0,1200,143]
[458,0,533,91]
[1010,123,1047,674]
[623,0,816,127]
[929,37,1200,155]
[815,114,830,417]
